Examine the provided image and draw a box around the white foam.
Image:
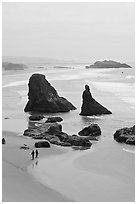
[126,75,135,79]
[2,80,28,88]
[123,148,135,154]
[91,81,135,106]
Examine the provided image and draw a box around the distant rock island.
[80,85,112,116]
[2,62,27,70]
[85,60,132,68]
[24,73,76,113]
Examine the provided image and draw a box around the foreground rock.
[24,74,76,113]
[23,123,92,148]
[113,125,135,145]
[2,138,6,144]
[80,85,112,116]
[35,141,50,148]
[78,124,101,138]
[86,60,131,68]
[29,115,45,121]
[45,117,63,123]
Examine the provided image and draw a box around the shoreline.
[2,130,72,202]
[29,139,135,202]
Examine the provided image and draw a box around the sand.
[2,131,72,202]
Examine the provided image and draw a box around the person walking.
[31,150,35,160]
[35,149,39,158]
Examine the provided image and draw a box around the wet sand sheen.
[30,141,134,202]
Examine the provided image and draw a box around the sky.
[2,2,135,63]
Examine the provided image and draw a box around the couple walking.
[31,149,39,160]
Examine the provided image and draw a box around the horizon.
[2,2,135,63]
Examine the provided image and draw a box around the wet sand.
[2,131,72,202]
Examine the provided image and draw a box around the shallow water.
[2,66,135,201]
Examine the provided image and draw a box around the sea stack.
[80,85,112,116]
[24,73,76,113]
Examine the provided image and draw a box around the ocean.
[2,65,135,201]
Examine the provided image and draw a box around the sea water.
[2,65,135,201]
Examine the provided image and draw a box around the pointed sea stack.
[80,85,112,116]
[24,74,76,113]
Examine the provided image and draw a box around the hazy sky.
[2,2,134,62]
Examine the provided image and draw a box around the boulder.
[35,141,50,148]
[45,117,63,123]
[2,138,6,144]
[24,74,76,113]
[78,124,101,137]
[46,123,62,134]
[67,135,92,147]
[29,115,45,121]
[23,123,62,138]
[113,125,135,145]
[80,85,112,116]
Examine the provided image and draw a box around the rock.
[85,60,132,68]
[54,132,69,141]
[46,123,62,134]
[29,115,45,121]
[113,125,135,145]
[78,123,101,137]
[20,145,29,150]
[2,138,6,144]
[72,146,91,151]
[24,73,76,113]
[35,141,50,148]
[80,85,112,116]
[45,116,63,123]
[24,123,62,137]
[67,135,92,147]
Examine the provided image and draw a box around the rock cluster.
[80,85,112,116]
[24,74,76,113]
[23,117,99,148]
[113,125,135,145]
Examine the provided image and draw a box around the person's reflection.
[32,159,39,168]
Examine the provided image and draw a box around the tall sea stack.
[80,85,112,116]
[24,73,76,113]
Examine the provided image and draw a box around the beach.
[2,66,135,202]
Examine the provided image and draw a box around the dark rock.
[24,123,62,137]
[2,138,6,144]
[24,73,76,113]
[125,138,135,145]
[67,135,92,147]
[4,117,9,119]
[54,132,69,141]
[29,115,45,121]
[78,123,101,137]
[86,60,132,68]
[72,146,91,151]
[114,125,135,145]
[80,85,112,116]
[86,136,98,141]
[46,123,62,134]
[35,141,50,148]
[45,117,63,123]
[20,145,29,150]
